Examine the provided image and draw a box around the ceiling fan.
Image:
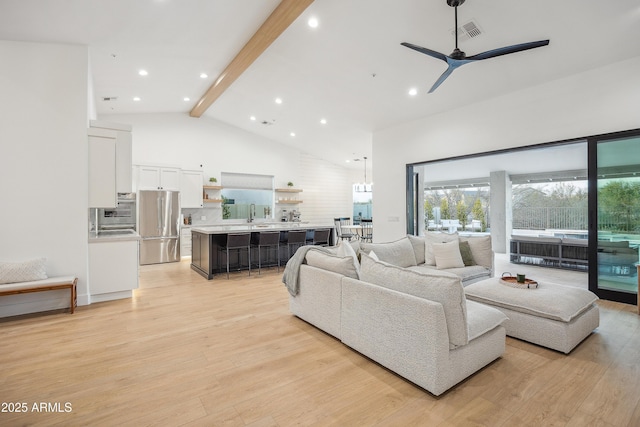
[401,0,549,93]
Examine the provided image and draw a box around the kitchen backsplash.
[181,207,221,225]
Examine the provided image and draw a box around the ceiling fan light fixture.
[401,0,549,93]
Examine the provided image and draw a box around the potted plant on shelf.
[209,177,218,185]
[287,181,294,188]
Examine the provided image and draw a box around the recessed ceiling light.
[200,73,208,79]
[408,88,418,96]
[183,97,190,101]
[138,69,148,76]
[290,132,296,137]
[250,116,256,121]
[275,98,283,104]
[133,97,141,101]
[308,17,319,28]
[320,118,327,125]
[345,160,351,163]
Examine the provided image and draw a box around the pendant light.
[355,156,373,192]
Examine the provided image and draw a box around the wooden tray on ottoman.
[500,275,539,289]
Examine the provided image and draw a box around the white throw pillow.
[368,250,380,262]
[424,232,459,266]
[338,240,361,279]
[0,258,48,284]
[432,240,465,269]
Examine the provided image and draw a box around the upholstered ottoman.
[465,278,599,353]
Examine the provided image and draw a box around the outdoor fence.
[513,207,639,232]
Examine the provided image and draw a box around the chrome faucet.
[248,203,256,223]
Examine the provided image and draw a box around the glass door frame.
[587,128,640,305]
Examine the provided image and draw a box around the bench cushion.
[0,276,77,292]
[465,278,597,322]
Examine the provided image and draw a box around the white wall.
[372,56,640,242]
[102,113,355,223]
[0,41,89,317]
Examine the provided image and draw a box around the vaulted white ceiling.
[2,0,640,168]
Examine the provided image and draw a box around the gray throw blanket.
[282,245,334,296]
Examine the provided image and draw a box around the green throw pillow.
[459,240,476,266]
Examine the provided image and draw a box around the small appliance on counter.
[289,210,301,222]
[280,209,288,222]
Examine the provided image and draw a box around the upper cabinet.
[89,120,132,194]
[136,166,181,191]
[180,170,204,208]
[88,128,117,208]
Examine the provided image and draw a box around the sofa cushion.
[407,235,426,264]
[409,264,491,285]
[465,300,508,341]
[359,253,468,347]
[432,240,465,269]
[424,232,459,266]
[337,240,361,279]
[0,258,47,285]
[305,250,359,279]
[459,240,476,266]
[465,279,598,322]
[459,235,493,269]
[360,237,417,268]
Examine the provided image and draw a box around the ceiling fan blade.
[467,40,549,61]
[401,42,448,63]
[428,65,456,93]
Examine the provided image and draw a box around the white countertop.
[190,223,333,234]
[89,229,141,243]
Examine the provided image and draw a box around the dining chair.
[334,217,354,241]
[360,219,373,242]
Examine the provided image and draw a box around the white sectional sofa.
[362,233,494,286]
[284,235,507,396]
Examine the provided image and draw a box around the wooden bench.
[0,276,77,314]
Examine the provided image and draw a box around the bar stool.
[282,229,308,262]
[312,228,331,246]
[218,233,251,279]
[251,231,280,274]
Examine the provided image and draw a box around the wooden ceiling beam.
[190,0,314,118]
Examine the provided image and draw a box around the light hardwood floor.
[1,259,639,426]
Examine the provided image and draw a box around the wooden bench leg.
[70,278,77,314]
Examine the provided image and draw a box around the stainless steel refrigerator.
[138,190,180,265]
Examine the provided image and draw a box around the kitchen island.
[190,223,334,279]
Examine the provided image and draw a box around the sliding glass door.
[589,131,640,304]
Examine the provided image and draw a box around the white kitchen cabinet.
[88,128,117,208]
[89,239,139,302]
[136,165,181,191]
[90,120,133,194]
[180,226,192,257]
[180,170,204,208]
